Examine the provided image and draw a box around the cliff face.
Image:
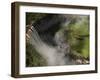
[33,15,66,32]
[26,14,67,46]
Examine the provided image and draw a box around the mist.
[29,23,74,66]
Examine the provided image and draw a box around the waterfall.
[28,25,74,66]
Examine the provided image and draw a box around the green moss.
[64,16,89,59]
[26,13,48,25]
[26,43,47,67]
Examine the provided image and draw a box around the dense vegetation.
[26,43,47,67]
[63,16,89,60]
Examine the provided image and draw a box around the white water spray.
[29,25,73,66]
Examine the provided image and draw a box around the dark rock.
[32,14,67,46]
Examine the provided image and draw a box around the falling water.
[28,24,75,66]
